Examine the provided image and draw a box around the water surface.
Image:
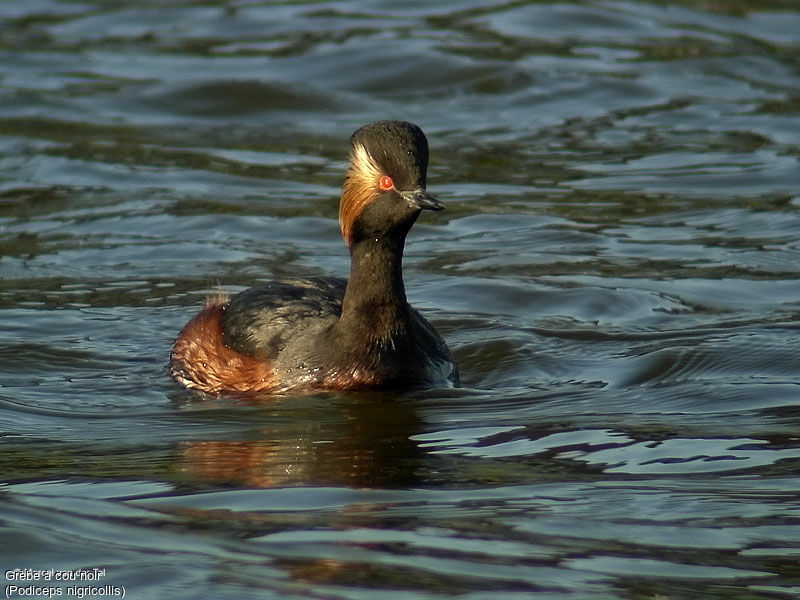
[1,1,799,598]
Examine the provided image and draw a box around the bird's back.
[221,276,347,359]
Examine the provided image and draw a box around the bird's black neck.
[336,235,411,346]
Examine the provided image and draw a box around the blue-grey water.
[1,1,799,598]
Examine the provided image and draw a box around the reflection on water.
[2,1,800,598]
[174,394,426,488]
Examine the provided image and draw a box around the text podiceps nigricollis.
[170,120,459,395]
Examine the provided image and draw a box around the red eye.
[379,175,393,191]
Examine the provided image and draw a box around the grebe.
[170,120,459,395]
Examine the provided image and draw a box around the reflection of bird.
[176,392,425,488]
[170,121,459,395]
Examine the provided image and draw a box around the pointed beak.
[401,188,445,212]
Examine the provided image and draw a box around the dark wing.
[221,276,347,359]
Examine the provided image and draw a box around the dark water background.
[1,1,799,598]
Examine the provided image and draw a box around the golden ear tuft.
[339,143,382,247]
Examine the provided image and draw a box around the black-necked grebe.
[170,120,459,394]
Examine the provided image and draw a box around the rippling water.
[2,1,799,598]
